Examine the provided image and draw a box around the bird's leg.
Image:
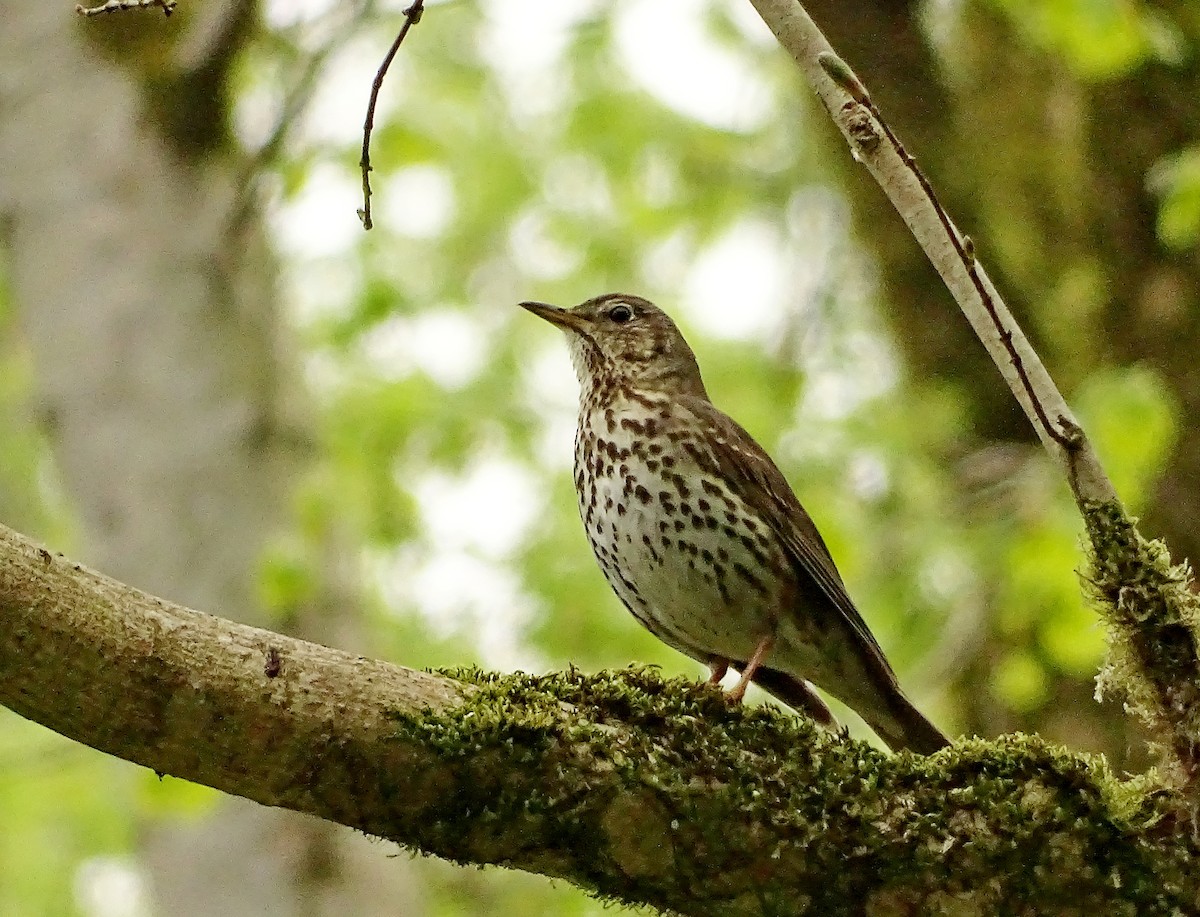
[707,659,729,684]
[727,635,775,703]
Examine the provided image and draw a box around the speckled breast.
[573,393,790,666]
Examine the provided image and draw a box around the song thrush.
[520,293,949,754]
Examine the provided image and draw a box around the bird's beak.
[519,300,588,332]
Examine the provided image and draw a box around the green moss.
[1082,500,1200,780]
[377,666,1196,915]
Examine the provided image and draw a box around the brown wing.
[674,395,902,691]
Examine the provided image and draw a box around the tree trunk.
[0,3,415,913]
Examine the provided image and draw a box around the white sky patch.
[271,163,361,259]
[413,456,544,558]
[413,551,543,669]
[508,209,584,280]
[357,314,416,381]
[842,330,899,396]
[918,547,977,607]
[301,347,351,401]
[478,0,600,121]
[800,372,864,422]
[378,165,457,239]
[383,455,550,668]
[74,856,150,917]
[521,339,579,414]
[635,148,682,209]
[409,309,487,388]
[800,331,899,420]
[638,230,693,293]
[681,219,785,340]
[462,255,522,311]
[359,308,486,388]
[519,342,580,468]
[615,0,773,131]
[777,421,848,466]
[232,62,283,152]
[536,412,579,470]
[264,0,339,29]
[787,187,849,273]
[847,450,890,502]
[376,546,544,670]
[542,154,616,220]
[283,257,363,329]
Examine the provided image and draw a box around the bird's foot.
[706,659,729,685]
[728,635,775,703]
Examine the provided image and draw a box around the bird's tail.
[754,666,949,755]
[864,690,949,756]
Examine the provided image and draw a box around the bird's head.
[520,293,708,402]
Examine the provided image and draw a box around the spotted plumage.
[520,293,948,754]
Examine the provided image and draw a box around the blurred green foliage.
[1149,145,1200,251]
[985,0,1187,78]
[0,0,1191,913]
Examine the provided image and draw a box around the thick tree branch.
[0,524,461,798]
[746,0,1200,788]
[0,521,1196,914]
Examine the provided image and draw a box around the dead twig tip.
[358,0,427,232]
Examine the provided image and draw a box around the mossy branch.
[0,521,1197,914]
[1085,503,1200,784]
[745,0,1200,784]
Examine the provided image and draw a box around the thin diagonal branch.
[749,0,1114,507]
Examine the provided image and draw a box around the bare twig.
[358,0,425,231]
[75,0,176,16]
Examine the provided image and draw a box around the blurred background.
[0,0,1197,913]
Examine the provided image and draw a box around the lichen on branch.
[1085,501,1200,783]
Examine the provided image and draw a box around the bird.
[520,292,949,754]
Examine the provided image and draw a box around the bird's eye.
[608,304,634,323]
